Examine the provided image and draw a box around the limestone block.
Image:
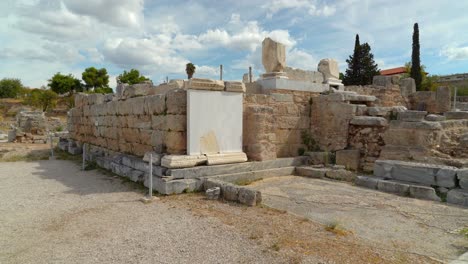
[447,189,468,207]
[165,131,186,154]
[151,115,165,130]
[325,169,356,182]
[262,37,286,73]
[143,151,162,165]
[222,184,240,201]
[435,168,457,188]
[305,152,330,165]
[132,143,152,157]
[122,82,153,99]
[206,187,221,200]
[373,75,399,87]
[166,89,187,115]
[367,107,392,117]
[206,152,248,165]
[225,81,246,93]
[425,114,446,122]
[350,116,388,127]
[87,93,104,105]
[355,176,382,189]
[186,78,224,91]
[398,111,427,122]
[317,58,339,81]
[399,78,416,97]
[295,166,327,178]
[161,155,207,169]
[122,155,148,172]
[129,170,145,183]
[151,130,165,152]
[444,111,468,120]
[373,160,394,179]
[165,115,186,132]
[336,149,360,171]
[377,180,410,196]
[129,97,146,116]
[271,93,293,103]
[435,86,451,113]
[458,169,468,190]
[238,188,261,206]
[409,185,441,201]
[144,95,166,115]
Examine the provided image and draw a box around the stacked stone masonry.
[69,89,187,156]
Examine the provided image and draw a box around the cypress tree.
[343,34,361,85]
[343,35,379,86]
[411,23,422,90]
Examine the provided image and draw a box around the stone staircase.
[356,160,468,207]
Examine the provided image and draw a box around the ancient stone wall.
[68,89,187,156]
[243,90,315,160]
[345,85,406,107]
[408,87,451,113]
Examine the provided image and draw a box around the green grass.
[460,227,468,239]
[0,152,49,162]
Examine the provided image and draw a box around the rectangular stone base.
[257,78,329,92]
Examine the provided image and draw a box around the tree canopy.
[185,63,196,79]
[411,23,423,91]
[82,67,109,91]
[48,73,82,95]
[24,88,58,112]
[343,34,380,86]
[0,78,23,98]
[117,69,149,85]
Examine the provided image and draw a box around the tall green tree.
[25,89,58,112]
[117,69,149,85]
[48,73,83,95]
[185,63,196,79]
[343,35,379,85]
[0,78,23,98]
[411,23,423,90]
[343,34,361,85]
[82,67,109,91]
[359,43,380,85]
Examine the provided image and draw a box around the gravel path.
[0,160,281,264]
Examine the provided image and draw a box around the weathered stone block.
[206,152,247,165]
[225,81,245,93]
[164,131,186,154]
[295,166,327,178]
[238,188,260,206]
[305,152,330,165]
[425,114,446,122]
[377,180,410,196]
[444,111,468,120]
[145,95,166,115]
[186,78,224,91]
[271,93,293,102]
[262,37,286,73]
[325,169,356,182]
[161,155,207,169]
[447,189,468,207]
[166,89,187,115]
[222,184,239,201]
[165,115,186,132]
[143,151,162,165]
[398,111,427,122]
[336,149,360,171]
[435,168,457,188]
[355,176,381,189]
[399,78,416,97]
[206,187,221,200]
[409,185,441,201]
[373,75,399,87]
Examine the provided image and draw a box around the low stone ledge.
[350,116,388,127]
[425,114,446,122]
[409,185,441,201]
[202,178,262,206]
[295,166,327,178]
[444,111,468,120]
[206,152,248,165]
[225,81,246,93]
[377,180,410,196]
[447,189,468,207]
[161,155,208,169]
[186,78,224,91]
[398,111,427,122]
[355,175,382,189]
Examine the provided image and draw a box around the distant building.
[437,73,468,83]
[380,67,407,77]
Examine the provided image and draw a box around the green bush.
[0,78,23,98]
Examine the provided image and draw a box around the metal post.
[453,87,458,111]
[249,66,252,83]
[220,65,223,81]
[82,143,86,171]
[149,153,153,198]
[49,134,54,158]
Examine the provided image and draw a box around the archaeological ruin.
[58,37,468,207]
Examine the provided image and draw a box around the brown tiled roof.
[380,67,407,76]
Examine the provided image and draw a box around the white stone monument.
[261,38,288,80]
[317,58,344,90]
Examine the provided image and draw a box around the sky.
[1,0,468,89]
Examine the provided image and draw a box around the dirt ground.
[249,176,468,263]
[0,160,466,263]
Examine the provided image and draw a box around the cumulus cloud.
[441,45,468,60]
[263,0,336,18]
[63,0,144,28]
